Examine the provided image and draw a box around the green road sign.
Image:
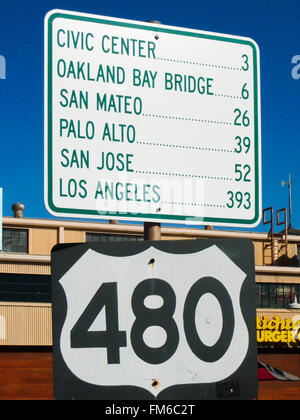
[45,10,261,227]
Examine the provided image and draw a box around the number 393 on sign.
[51,240,258,400]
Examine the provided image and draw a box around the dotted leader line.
[136,140,235,153]
[161,201,226,208]
[135,170,232,181]
[214,93,242,99]
[156,57,243,72]
[141,113,232,125]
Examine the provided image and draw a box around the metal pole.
[263,207,274,265]
[284,208,288,265]
[276,208,288,265]
[288,174,292,228]
[144,222,161,240]
[143,19,162,242]
[281,175,292,228]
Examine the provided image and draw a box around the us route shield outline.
[56,243,250,397]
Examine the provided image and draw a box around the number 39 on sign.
[51,240,258,400]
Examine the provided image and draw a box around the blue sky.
[0,0,299,233]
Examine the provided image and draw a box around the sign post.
[144,222,161,240]
[45,10,261,228]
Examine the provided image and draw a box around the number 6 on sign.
[51,240,258,400]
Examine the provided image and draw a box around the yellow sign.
[257,316,300,344]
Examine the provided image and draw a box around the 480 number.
[71,278,234,365]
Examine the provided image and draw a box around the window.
[0,273,51,303]
[261,283,270,308]
[86,232,143,242]
[269,284,283,308]
[256,283,300,309]
[2,229,28,253]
